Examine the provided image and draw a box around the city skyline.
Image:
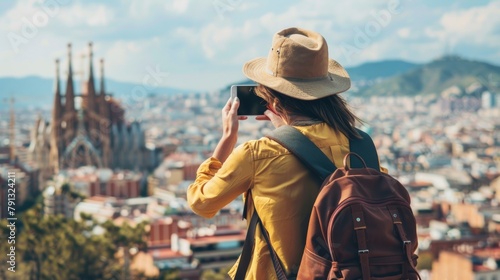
[1,0,499,92]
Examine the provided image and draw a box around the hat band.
[265,67,330,81]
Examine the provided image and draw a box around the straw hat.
[243,27,350,100]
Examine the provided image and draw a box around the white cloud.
[173,27,198,45]
[433,1,500,48]
[171,0,190,14]
[397,27,410,38]
[187,0,404,61]
[0,0,75,34]
[87,5,112,26]
[127,0,204,19]
[128,0,153,19]
[58,3,114,27]
[200,24,235,59]
[105,40,147,68]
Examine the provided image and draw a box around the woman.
[187,27,369,279]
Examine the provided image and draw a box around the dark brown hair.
[255,84,363,139]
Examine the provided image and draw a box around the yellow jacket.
[188,123,366,279]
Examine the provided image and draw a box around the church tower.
[99,58,111,167]
[86,42,98,137]
[99,59,109,120]
[64,43,76,142]
[49,59,63,173]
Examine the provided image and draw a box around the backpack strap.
[235,193,288,280]
[267,125,336,180]
[234,209,259,280]
[256,209,288,280]
[349,128,380,171]
[267,125,380,174]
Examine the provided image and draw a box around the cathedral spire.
[99,58,110,167]
[99,58,108,117]
[100,58,105,96]
[65,43,75,113]
[87,42,97,110]
[50,59,63,174]
[53,59,63,120]
[86,42,97,135]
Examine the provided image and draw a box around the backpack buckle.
[358,249,369,254]
[403,240,411,245]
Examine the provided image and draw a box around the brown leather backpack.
[295,154,421,280]
[235,126,420,280]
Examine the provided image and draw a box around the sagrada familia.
[28,43,161,179]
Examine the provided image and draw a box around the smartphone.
[230,85,267,116]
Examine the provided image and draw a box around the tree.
[0,202,151,279]
[416,251,433,271]
[200,267,231,280]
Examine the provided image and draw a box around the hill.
[358,56,500,96]
[346,60,418,81]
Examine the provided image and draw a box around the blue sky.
[1,0,499,92]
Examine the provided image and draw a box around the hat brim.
[243,57,351,100]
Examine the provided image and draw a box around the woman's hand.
[213,97,247,163]
[222,97,246,137]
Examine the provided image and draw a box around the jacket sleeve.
[187,143,254,218]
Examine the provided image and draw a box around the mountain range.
[358,55,500,96]
[226,56,500,97]
[2,56,498,109]
[221,59,420,93]
[0,76,193,109]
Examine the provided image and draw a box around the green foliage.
[61,183,71,194]
[157,269,181,280]
[416,251,433,271]
[164,207,178,216]
[200,267,231,280]
[348,60,418,81]
[60,182,86,201]
[0,203,150,280]
[17,191,42,213]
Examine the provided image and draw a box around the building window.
[100,182,106,195]
[220,216,228,225]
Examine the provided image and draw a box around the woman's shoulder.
[238,137,290,161]
[293,123,349,148]
[240,124,348,158]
